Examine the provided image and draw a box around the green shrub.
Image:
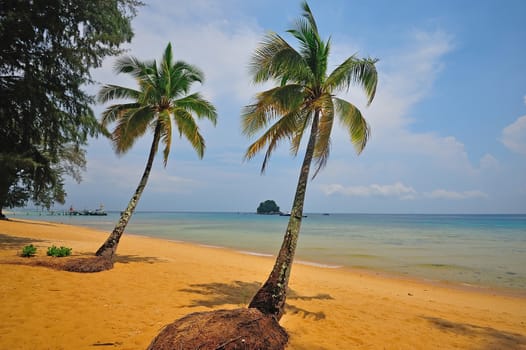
[21,244,37,257]
[47,245,72,257]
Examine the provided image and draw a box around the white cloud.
[88,0,263,107]
[329,30,478,177]
[320,182,417,199]
[83,158,200,195]
[479,153,499,170]
[425,189,488,200]
[321,182,488,201]
[147,171,201,194]
[501,115,526,156]
[129,2,262,103]
[369,30,454,132]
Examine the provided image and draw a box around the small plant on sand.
[21,244,37,257]
[47,245,72,257]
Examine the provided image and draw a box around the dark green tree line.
[0,0,142,218]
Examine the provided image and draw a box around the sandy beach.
[1,218,525,349]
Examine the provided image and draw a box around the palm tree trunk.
[249,111,320,321]
[95,123,161,260]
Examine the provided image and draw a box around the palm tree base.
[63,256,114,273]
[249,281,285,320]
[95,242,117,260]
[147,308,288,350]
[7,255,114,273]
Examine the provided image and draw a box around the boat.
[279,212,307,218]
[69,204,107,216]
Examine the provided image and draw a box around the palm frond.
[100,103,141,127]
[113,55,154,79]
[158,111,172,166]
[170,61,204,96]
[244,112,300,173]
[326,57,378,105]
[334,97,370,153]
[312,95,334,177]
[287,3,329,83]
[290,109,313,156]
[98,85,140,104]
[111,105,155,155]
[242,85,304,136]
[250,32,312,84]
[163,43,174,69]
[301,1,318,34]
[134,61,160,105]
[287,19,321,77]
[111,116,134,155]
[173,109,206,159]
[161,43,174,99]
[173,92,217,125]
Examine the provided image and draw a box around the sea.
[10,211,526,293]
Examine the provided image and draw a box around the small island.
[256,200,281,215]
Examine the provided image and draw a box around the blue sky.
[63,0,525,214]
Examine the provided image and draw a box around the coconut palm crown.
[95,43,217,260]
[243,1,378,320]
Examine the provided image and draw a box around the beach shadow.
[0,233,44,250]
[114,254,165,264]
[423,316,526,349]
[180,280,332,320]
[285,304,326,321]
[180,281,260,307]
[72,251,164,265]
[3,219,59,227]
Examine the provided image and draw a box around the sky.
[61,0,526,214]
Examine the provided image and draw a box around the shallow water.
[13,211,526,290]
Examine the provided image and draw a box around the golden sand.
[1,219,525,349]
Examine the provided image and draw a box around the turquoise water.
[11,211,526,291]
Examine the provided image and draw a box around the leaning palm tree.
[95,43,217,260]
[243,1,378,320]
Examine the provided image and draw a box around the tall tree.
[0,0,142,218]
[95,43,217,260]
[242,1,378,320]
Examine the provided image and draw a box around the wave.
[237,250,274,257]
[295,260,343,269]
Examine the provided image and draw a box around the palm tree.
[243,1,378,320]
[95,43,217,260]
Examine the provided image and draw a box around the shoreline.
[4,216,526,298]
[7,212,526,294]
[1,218,525,349]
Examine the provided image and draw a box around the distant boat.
[69,204,107,216]
[88,204,107,216]
[279,212,307,218]
[87,209,107,216]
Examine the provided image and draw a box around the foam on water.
[237,250,274,257]
[295,260,343,269]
